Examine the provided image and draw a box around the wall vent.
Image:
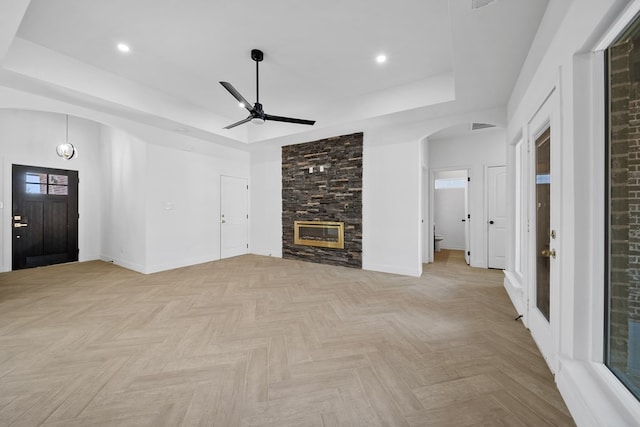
[471,122,497,131]
[471,0,498,10]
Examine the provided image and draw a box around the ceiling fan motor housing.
[252,102,265,119]
[251,49,263,62]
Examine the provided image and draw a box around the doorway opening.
[432,169,470,265]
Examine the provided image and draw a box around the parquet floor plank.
[0,250,575,426]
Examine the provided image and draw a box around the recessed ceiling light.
[376,54,387,64]
[117,43,130,53]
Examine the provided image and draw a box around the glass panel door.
[535,128,551,321]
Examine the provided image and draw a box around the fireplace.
[282,132,362,268]
[294,221,344,249]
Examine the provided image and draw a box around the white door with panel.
[487,165,507,269]
[464,175,471,265]
[220,175,249,259]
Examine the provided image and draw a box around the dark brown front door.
[12,164,79,270]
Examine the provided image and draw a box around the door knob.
[489,220,494,225]
[221,220,226,223]
[541,249,556,259]
[13,223,28,228]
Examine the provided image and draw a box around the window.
[605,16,640,401]
[434,178,466,189]
[25,172,69,196]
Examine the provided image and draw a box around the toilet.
[434,235,444,252]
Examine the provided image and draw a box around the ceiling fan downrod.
[252,49,263,104]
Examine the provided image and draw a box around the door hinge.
[246,244,249,248]
[467,251,470,256]
[467,177,470,182]
[246,185,249,190]
[78,213,80,219]
[246,214,248,219]
[467,214,471,219]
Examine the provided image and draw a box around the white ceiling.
[0,0,548,145]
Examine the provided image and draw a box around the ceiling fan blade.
[223,116,252,129]
[264,114,316,126]
[220,81,254,112]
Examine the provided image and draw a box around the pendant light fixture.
[56,114,76,160]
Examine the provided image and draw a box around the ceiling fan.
[220,49,316,129]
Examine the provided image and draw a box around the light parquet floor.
[0,250,575,426]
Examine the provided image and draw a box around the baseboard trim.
[363,262,421,277]
[100,256,145,274]
[145,255,220,274]
[503,270,525,319]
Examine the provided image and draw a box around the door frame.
[428,166,472,264]
[525,86,562,373]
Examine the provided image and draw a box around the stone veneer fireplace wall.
[282,132,363,268]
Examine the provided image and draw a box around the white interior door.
[464,175,470,265]
[220,175,248,259]
[487,165,507,269]
[526,89,560,373]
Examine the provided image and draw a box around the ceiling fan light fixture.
[251,117,265,125]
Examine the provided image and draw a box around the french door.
[527,90,561,372]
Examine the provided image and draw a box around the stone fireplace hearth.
[282,132,362,268]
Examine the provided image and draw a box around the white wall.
[0,107,250,275]
[0,110,103,272]
[250,144,282,258]
[505,0,640,425]
[363,130,421,276]
[144,142,249,273]
[100,126,147,271]
[428,128,506,268]
[100,123,249,274]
